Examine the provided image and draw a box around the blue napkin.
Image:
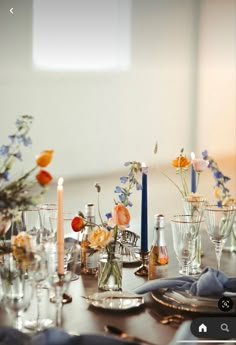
[134,267,236,296]
[0,323,199,345]
[33,328,139,345]
[0,327,31,345]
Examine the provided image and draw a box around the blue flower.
[136,183,142,191]
[14,151,22,160]
[202,150,208,159]
[0,145,9,156]
[214,171,223,179]
[119,193,126,202]
[105,212,112,219]
[120,176,128,184]
[114,186,122,193]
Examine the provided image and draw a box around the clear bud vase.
[98,251,122,291]
[182,196,206,275]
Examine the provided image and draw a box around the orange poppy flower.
[36,169,53,185]
[71,216,85,232]
[112,203,130,226]
[36,149,54,167]
[172,156,190,168]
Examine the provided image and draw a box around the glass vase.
[98,252,122,291]
[182,196,206,275]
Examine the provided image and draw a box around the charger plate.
[151,289,236,314]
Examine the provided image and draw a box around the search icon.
[221,323,229,332]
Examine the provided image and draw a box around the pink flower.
[112,204,130,227]
[192,159,208,173]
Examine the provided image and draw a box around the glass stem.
[55,286,63,327]
[15,311,23,331]
[36,283,42,330]
[214,241,223,270]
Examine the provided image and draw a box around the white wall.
[1,0,201,179]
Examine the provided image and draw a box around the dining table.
[1,223,235,345]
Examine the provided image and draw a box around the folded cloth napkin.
[0,327,32,345]
[134,267,236,296]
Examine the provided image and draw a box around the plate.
[84,291,144,310]
[151,289,236,314]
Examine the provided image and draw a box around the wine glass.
[49,212,80,281]
[0,254,34,331]
[203,204,236,270]
[46,242,79,327]
[39,203,57,244]
[24,247,53,331]
[171,215,201,275]
[22,208,42,249]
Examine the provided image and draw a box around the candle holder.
[134,250,149,276]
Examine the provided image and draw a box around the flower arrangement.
[165,148,208,198]
[0,115,53,237]
[71,161,142,289]
[202,150,235,207]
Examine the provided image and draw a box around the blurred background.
[0,0,235,238]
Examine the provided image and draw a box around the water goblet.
[0,254,34,331]
[203,204,236,270]
[171,215,201,276]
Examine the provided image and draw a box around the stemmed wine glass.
[24,247,53,331]
[0,254,34,331]
[171,215,202,275]
[46,242,79,327]
[203,204,236,270]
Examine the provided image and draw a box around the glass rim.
[170,214,202,224]
[203,204,236,212]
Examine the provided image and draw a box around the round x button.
[218,297,233,312]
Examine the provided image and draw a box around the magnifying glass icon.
[221,323,229,332]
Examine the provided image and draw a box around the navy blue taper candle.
[141,165,148,251]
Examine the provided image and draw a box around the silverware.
[104,324,158,345]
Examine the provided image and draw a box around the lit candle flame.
[191,152,195,160]
[58,177,64,186]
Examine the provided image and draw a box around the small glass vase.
[182,196,206,275]
[98,252,122,291]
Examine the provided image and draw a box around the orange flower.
[36,149,54,167]
[88,226,113,249]
[36,169,53,185]
[112,203,130,226]
[71,216,85,232]
[172,156,190,168]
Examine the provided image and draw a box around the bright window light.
[33,0,131,71]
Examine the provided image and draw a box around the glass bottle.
[148,214,168,280]
[80,203,99,275]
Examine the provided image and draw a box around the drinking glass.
[24,248,53,331]
[49,213,80,281]
[182,196,206,275]
[171,215,201,275]
[22,208,42,248]
[39,203,57,244]
[0,254,34,331]
[46,242,79,327]
[203,205,236,270]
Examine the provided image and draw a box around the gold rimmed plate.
[151,289,236,314]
